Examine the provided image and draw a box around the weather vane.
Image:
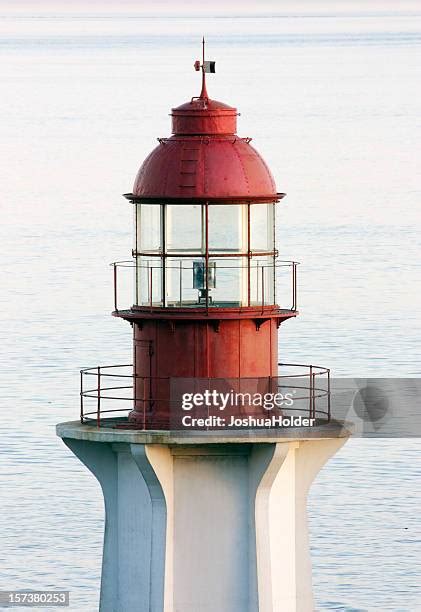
[194,37,215,100]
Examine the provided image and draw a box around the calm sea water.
[0,6,420,611]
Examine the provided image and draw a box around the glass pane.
[275,260,295,310]
[249,256,275,306]
[165,258,208,307]
[166,204,203,252]
[209,257,248,307]
[250,203,274,252]
[208,205,247,252]
[136,204,161,252]
[135,256,162,306]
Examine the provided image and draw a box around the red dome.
[130,94,280,203]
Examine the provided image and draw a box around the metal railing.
[80,363,330,428]
[111,259,298,312]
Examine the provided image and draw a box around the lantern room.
[131,200,277,308]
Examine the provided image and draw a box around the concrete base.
[57,422,350,612]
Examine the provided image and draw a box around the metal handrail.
[113,259,298,267]
[111,259,298,312]
[80,363,331,427]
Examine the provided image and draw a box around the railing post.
[327,369,331,422]
[261,266,265,314]
[135,257,139,306]
[247,204,251,307]
[256,260,260,304]
[97,366,101,428]
[312,371,316,420]
[309,365,313,419]
[179,260,183,307]
[80,370,84,424]
[162,205,167,308]
[113,263,118,311]
[149,266,153,311]
[292,262,297,311]
[143,376,146,431]
[205,202,209,314]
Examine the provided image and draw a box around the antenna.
[193,37,216,101]
[200,36,208,99]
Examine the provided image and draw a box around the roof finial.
[194,37,216,102]
[201,37,207,99]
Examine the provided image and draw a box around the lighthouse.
[57,43,350,612]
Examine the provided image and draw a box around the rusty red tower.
[109,42,299,429]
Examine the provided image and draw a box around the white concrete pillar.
[60,427,347,612]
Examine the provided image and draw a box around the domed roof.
[128,65,281,203]
[132,135,277,201]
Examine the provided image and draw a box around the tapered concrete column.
[254,438,347,612]
[58,422,350,612]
